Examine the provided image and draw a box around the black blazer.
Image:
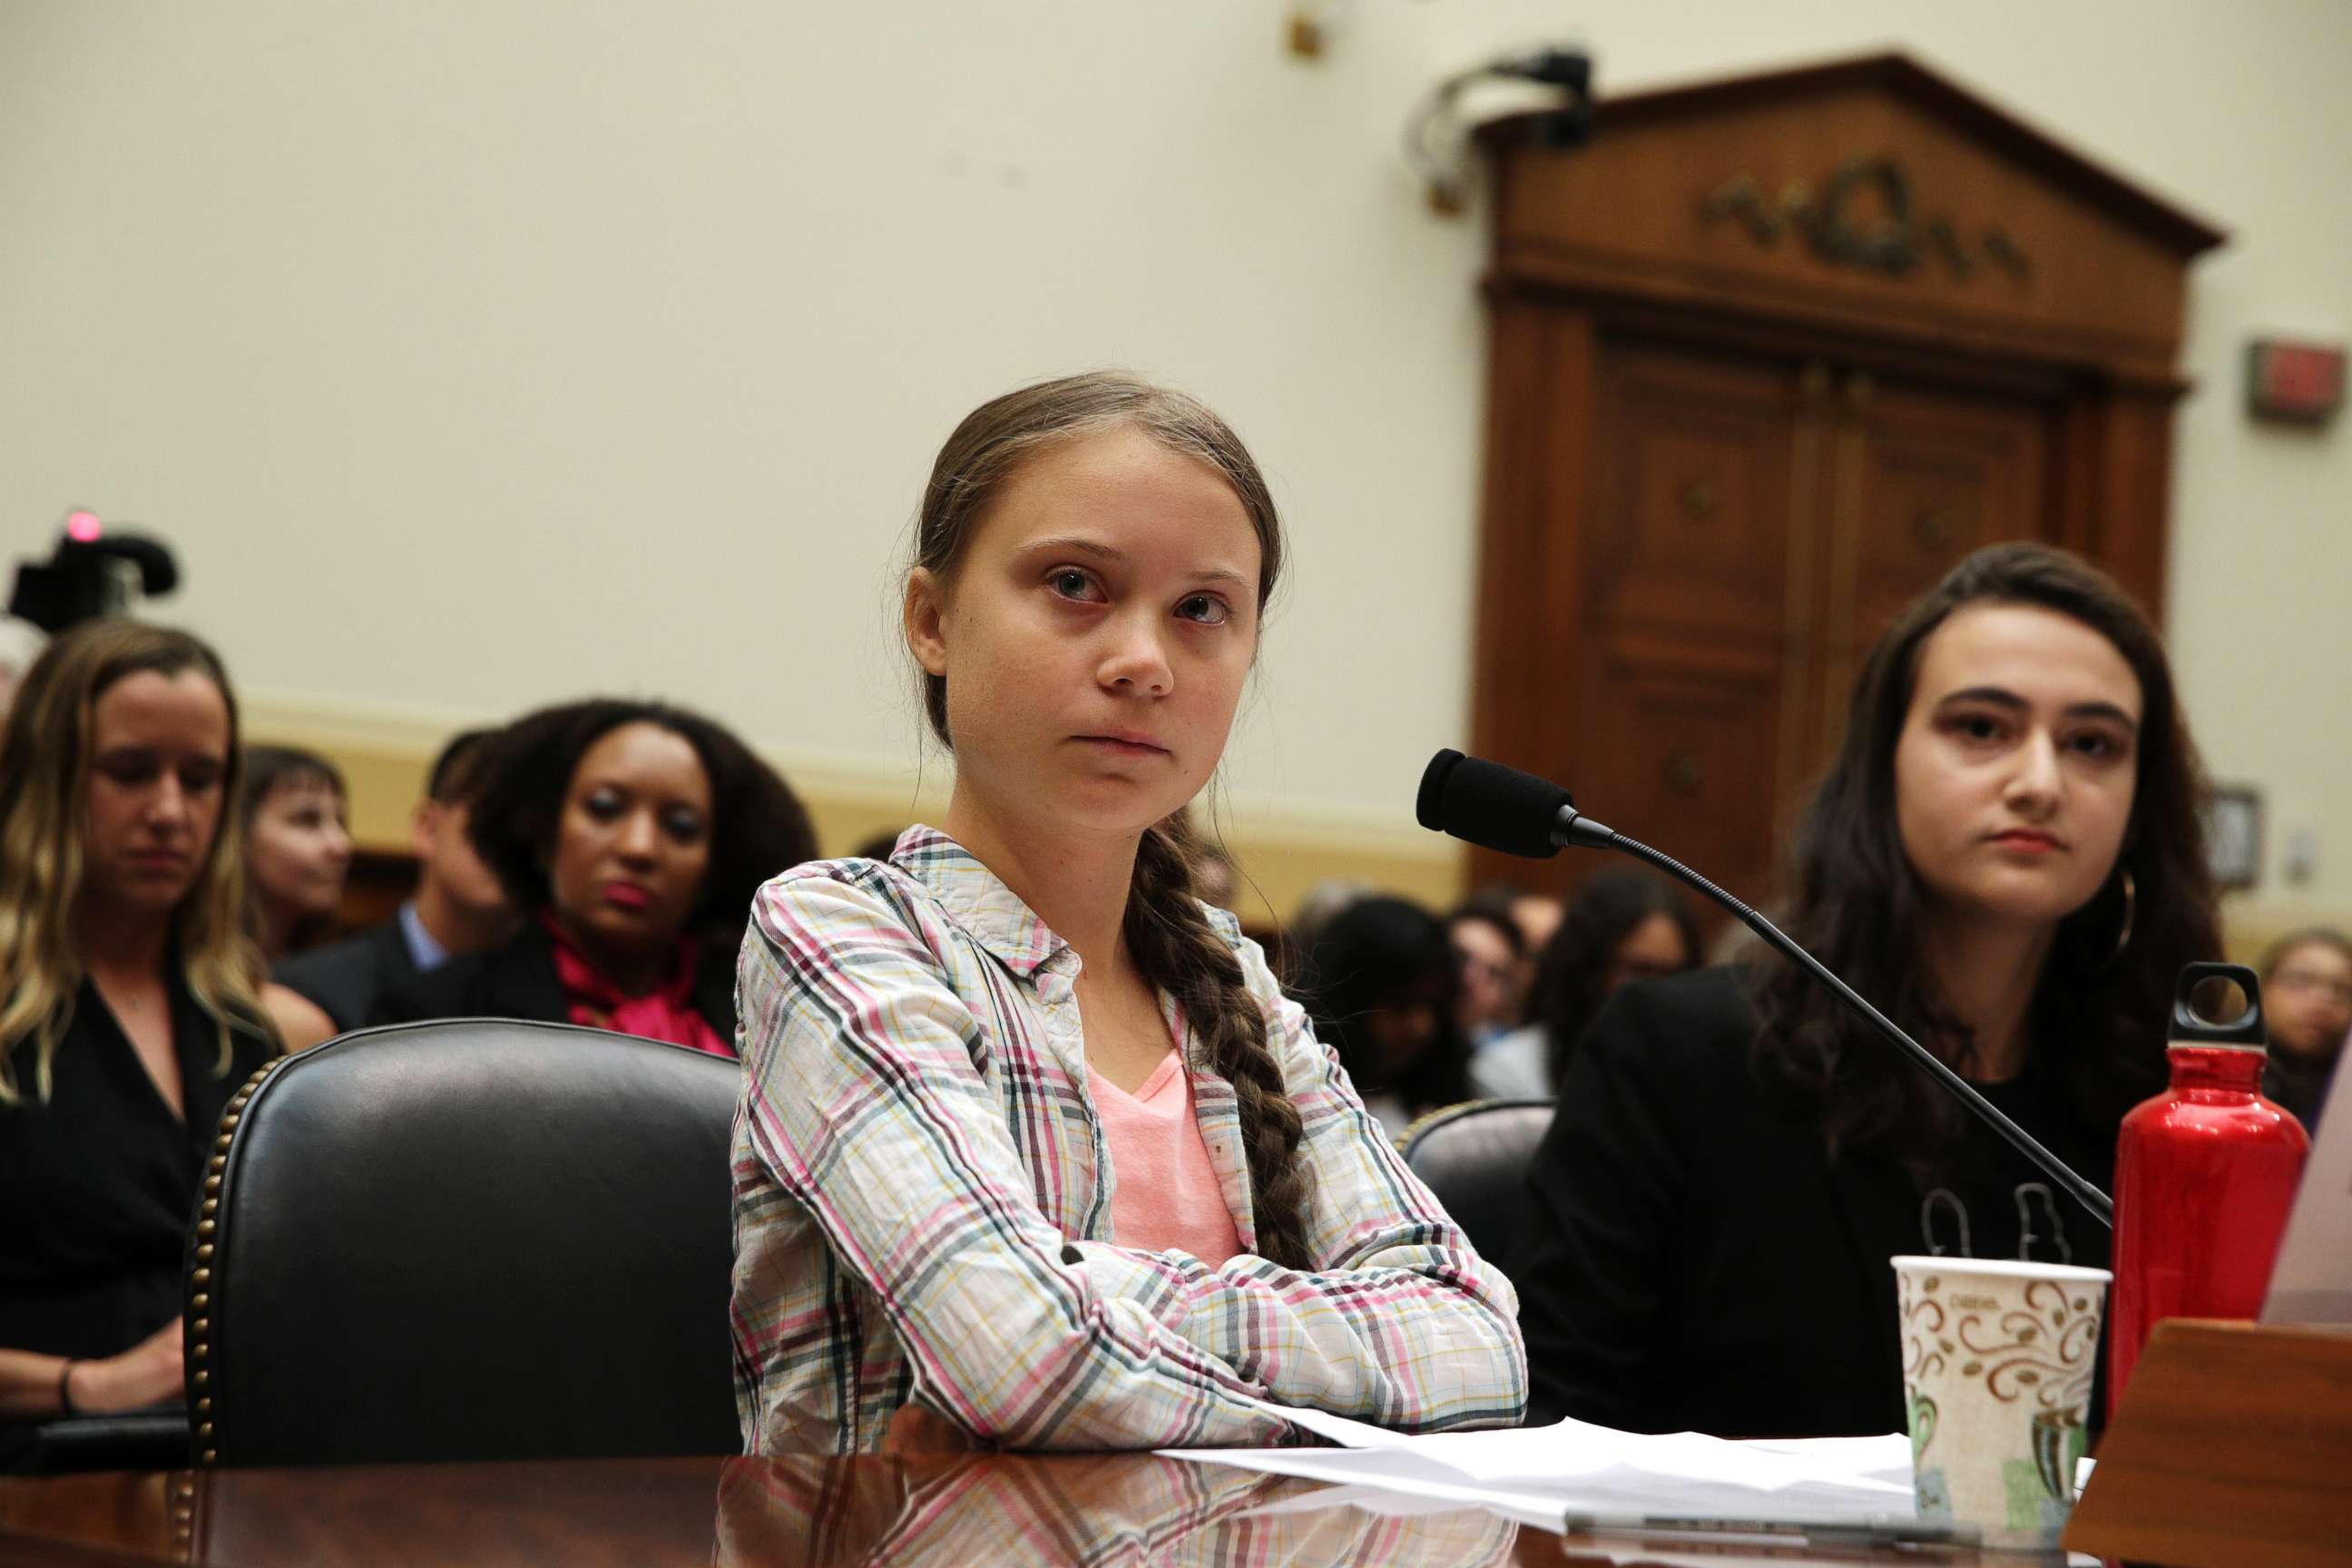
[1514,965,2114,1439]
[274,917,418,1034]
[371,922,739,1049]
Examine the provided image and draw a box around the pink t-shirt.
[1086,1050,1245,1268]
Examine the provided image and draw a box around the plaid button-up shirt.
[730,828,1526,1454]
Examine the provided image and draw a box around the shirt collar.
[397,900,449,971]
[889,825,1068,978]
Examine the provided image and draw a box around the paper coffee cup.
[1890,1256,2111,1552]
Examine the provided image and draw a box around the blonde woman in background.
[0,622,327,1470]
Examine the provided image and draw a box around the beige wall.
[5,2,2347,936]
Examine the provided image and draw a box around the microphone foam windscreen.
[1416,750,1465,832]
[1416,750,1570,859]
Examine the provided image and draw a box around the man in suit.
[275,728,516,1033]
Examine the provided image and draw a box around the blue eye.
[1048,569,1101,602]
[1177,594,1231,626]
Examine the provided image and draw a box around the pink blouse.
[1085,1050,1245,1268]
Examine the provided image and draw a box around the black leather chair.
[187,1019,743,1467]
[1399,1099,1556,1278]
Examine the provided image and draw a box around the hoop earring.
[2109,870,2137,965]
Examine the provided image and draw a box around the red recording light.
[66,511,103,542]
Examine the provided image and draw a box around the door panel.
[1570,340,1816,914]
[1589,344,1805,644]
[1577,645,1786,914]
[1814,376,2061,769]
[1474,328,2077,919]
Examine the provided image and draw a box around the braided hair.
[908,371,1317,1269]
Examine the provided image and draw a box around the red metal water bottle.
[2108,962,2310,1416]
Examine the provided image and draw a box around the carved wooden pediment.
[1479,53,2225,379]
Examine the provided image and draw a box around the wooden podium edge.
[2063,1318,2352,1567]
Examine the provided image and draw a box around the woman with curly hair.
[376,699,817,1054]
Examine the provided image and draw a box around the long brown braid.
[909,370,1318,1269]
[1125,814,1316,1269]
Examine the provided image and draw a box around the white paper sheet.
[1158,1399,1920,1534]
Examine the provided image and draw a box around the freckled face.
[906,426,1263,838]
[1894,603,2141,932]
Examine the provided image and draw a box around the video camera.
[8,513,181,633]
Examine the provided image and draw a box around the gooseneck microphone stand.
[1419,750,2113,1230]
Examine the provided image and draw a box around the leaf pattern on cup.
[1906,1276,2096,1411]
[1899,1287,1948,1381]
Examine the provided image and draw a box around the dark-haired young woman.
[1514,543,2219,1438]
[240,745,352,962]
[1301,896,1475,1139]
[375,699,818,1054]
[1471,869,1700,1100]
[730,373,1524,1455]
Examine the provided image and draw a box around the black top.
[1,976,273,1461]
[370,922,737,1046]
[273,916,417,1034]
[1514,965,2116,1438]
[2265,1050,2340,1133]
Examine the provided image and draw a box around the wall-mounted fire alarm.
[2245,337,2345,425]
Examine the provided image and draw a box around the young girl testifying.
[730,373,1526,1453]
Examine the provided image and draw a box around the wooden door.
[1465,54,2217,914]
[1485,338,2070,915]
[1573,338,1827,911]
[1808,372,2063,770]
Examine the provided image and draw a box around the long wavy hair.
[1750,544,2219,1162]
[909,370,1317,1269]
[0,621,277,1104]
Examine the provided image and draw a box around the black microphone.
[1416,748,2114,1229]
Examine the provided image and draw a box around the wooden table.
[0,1454,2085,1567]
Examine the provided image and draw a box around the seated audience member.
[240,745,353,961]
[1471,869,1700,1100]
[1516,544,2219,1437]
[732,373,1523,1455]
[0,622,325,1467]
[376,699,816,1053]
[273,728,515,1033]
[2259,927,2352,1130]
[1508,888,1564,957]
[1475,879,1564,960]
[1448,899,1528,1047]
[1279,884,1373,982]
[1299,895,1474,1139]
